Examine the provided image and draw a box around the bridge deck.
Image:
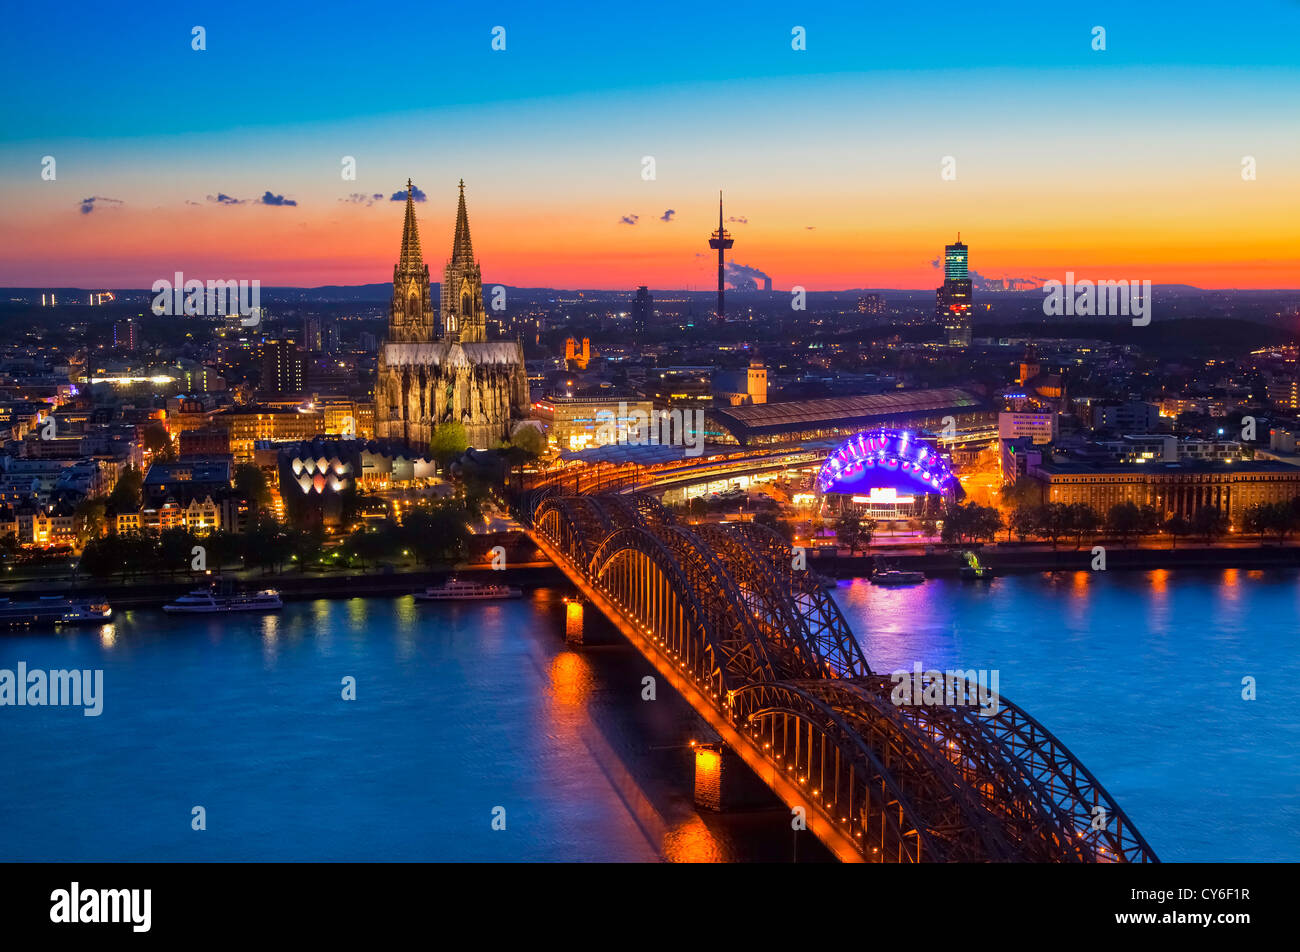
[531,529,866,862]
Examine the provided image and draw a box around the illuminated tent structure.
[815,428,960,513]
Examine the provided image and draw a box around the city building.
[374,181,528,449]
[531,394,656,453]
[1026,458,1300,525]
[857,294,885,315]
[276,437,439,527]
[262,340,305,396]
[936,236,972,347]
[632,286,652,338]
[713,358,768,407]
[998,410,1056,445]
[564,337,591,370]
[708,388,991,446]
[1089,399,1161,433]
[113,319,139,351]
[215,405,324,460]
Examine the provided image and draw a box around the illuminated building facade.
[531,394,655,452]
[1027,459,1300,524]
[375,181,528,450]
[936,236,972,347]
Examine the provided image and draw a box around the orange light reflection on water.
[662,813,727,863]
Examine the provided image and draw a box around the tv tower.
[708,190,734,322]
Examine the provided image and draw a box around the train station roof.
[708,388,984,443]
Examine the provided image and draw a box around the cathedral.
[375,180,529,450]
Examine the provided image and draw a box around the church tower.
[442,180,487,343]
[389,180,435,343]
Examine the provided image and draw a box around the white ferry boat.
[163,586,283,614]
[870,568,926,586]
[0,596,113,628]
[415,577,523,601]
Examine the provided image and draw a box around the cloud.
[391,185,427,202]
[259,190,297,207]
[659,209,675,222]
[341,193,385,207]
[618,214,640,225]
[79,196,123,215]
[726,216,748,224]
[207,193,245,205]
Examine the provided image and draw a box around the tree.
[109,467,143,513]
[430,422,469,470]
[970,506,1002,542]
[234,464,271,513]
[753,510,794,543]
[157,527,197,578]
[142,423,176,461]
[1164,514,1192,550]
[1038,503,1071,550]
[835,513,863,554]
[1066,503,1101,550]
[1106,502,1142,547]
[1192,506,1229,544]
[1009,506,1039,543]
[290,524,326,571]
[73,497,107,547]
[509,424,546,459]
[1242,503,1268,542]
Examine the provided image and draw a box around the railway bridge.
[523,491,1158,863]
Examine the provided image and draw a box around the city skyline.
[1,1,1297,290]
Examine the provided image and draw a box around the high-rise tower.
[708,191,734,322]
[936,234,973,348]
[633,286,652,339]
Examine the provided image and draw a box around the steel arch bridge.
[525,492,1157,863]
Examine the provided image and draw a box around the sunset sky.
[1,1,1297,290]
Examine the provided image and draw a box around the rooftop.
[708,388,984,441]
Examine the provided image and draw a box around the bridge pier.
[693,741,773,812]
[563,596,585,645]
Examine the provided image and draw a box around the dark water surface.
[2,568,1296,861]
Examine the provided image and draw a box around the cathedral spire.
[450,178,474,267]
[398,179,424,276]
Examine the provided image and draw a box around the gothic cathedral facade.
[375,181,528,450]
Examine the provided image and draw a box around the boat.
[415,577,523,601]
[959,551,995,581]
[163,585,283,614]
[0,596,113,628]
[870,568,926,586]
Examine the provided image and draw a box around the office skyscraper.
[936,235,973,348]
[633,286,652,338]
